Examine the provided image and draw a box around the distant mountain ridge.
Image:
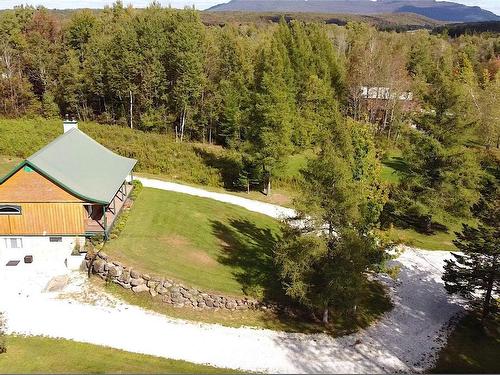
[208,0,500,22]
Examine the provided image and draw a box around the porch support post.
[103,205,108,240]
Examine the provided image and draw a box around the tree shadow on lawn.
[390,212,450,235]
[210,218,392,334]
[210,218,328,332]
[210,218,285,302]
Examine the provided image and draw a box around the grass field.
[0,155,21,177]
[106,187,282,299]
[381,150,405,185]
[433,313,500,373]
[379,226,458,251]
[0,336,236,373]
[380,158,403,184]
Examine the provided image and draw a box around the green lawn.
[0,155,21,178]
[0,336,236,373]
[381,150,406,185]
[106,187,282,299]
[379,226,458,251]
[433,313,500,373]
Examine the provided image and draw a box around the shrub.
[130,180,143,201]
[71,240,81,256]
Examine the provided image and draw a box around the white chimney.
[63,115,78,133]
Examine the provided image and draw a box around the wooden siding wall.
[0,203,85,235]
[0,167,83,203]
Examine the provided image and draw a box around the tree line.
[1,4,498,142]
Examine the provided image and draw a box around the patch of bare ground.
[161,234,218,268]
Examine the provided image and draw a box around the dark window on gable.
[49,237,62,242]
[0,205,22,215]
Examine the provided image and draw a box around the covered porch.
[85,181,134,236]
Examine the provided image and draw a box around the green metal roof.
[10,128,136,204]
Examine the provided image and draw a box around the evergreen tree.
[55,50,84,118]
[417,54,476,147]
[275,119,385,323]
[41,91,60,118]
[444,224,499,320]
[215,26,252,148]
[399,131,482,219]
[251,36,295,195]
[443,163,500,320]
[275,224,380,323]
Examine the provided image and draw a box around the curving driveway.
[0,178,466,373]
[137,177,297,219]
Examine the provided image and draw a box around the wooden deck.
[85,183,133,234]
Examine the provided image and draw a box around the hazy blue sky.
[0,0,498,15]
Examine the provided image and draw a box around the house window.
[4,238,23,249]
[0,205,22,215]
[49,237,62,243]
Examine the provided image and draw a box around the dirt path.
[0,178,466,373]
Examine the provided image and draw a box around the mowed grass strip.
[106,188,282,298]
[0,335,238,374]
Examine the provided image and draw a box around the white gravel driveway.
[137,177,297,219]
[0,178,466,373]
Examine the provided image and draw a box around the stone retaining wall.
[85,252,263,311]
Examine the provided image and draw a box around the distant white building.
[357,85,418,126]
[360,86,414,101]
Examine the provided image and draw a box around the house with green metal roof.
[0,119,136,258]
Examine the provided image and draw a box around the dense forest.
[0,1,499,318]
[1,2,499,205]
